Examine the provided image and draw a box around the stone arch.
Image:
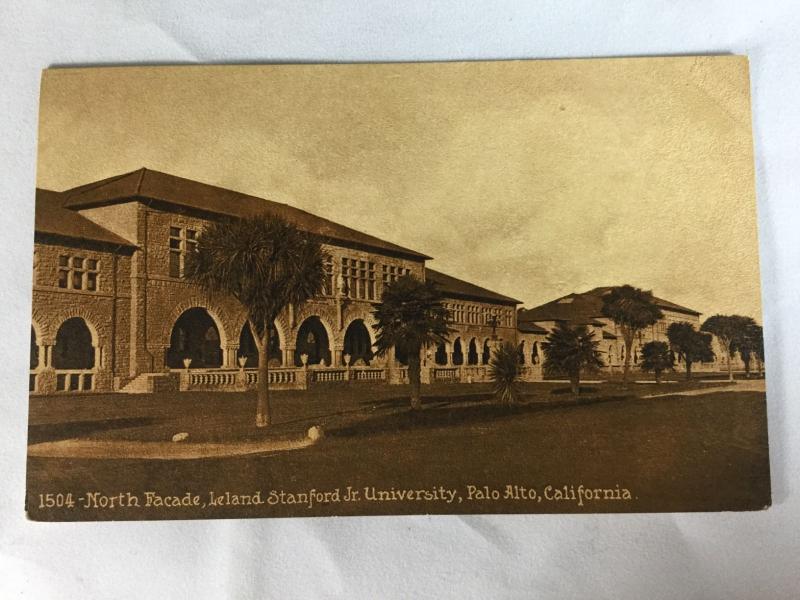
[481,338,492,365]
[343,319,374,366]
[294,315,333,366]
[238,321,283,368]
[518,340,526,365]
[452,337,464,365]
[53,317,97,370]
[166,307,224,369]
[434,341,448,365]
[467,337,479,365]
[531,340,540,365]
[30,322,42,370]
[162,299,232,350]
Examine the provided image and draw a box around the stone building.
[30,168,525,394]
[518,287,741,373]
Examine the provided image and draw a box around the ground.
[25,378,771,520]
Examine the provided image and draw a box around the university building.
[31,168,738,395]
[518,287,740,373]
[30,168,525,394]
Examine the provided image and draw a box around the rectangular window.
[342,257,376,300]
[169,226,198,278]
[57,254,99,291]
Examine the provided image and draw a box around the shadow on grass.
[329,392,634,438]
[28,417,157,444]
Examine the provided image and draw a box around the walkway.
[644,379,765,399]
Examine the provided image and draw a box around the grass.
[25,379,769,520]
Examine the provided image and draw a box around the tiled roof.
[35,188,136,248]
[61,168,431,261]
[517,321,548,334]
[426,268,521,306]
[519,286,700,326]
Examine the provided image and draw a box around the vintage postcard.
[26,57,769,521]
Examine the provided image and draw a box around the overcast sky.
[37,57,762,320]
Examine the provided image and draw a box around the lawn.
[26,380,770,520]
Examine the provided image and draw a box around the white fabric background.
[1,2,798,598]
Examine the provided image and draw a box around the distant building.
[518,287,742,373]
[30,169,523,394]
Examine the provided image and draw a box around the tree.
[601,285,664,384]
[701,315,757,382]
[732,322,764,379]
[639,341,673,383]
[372,275,451,410]
[666,322,714,380]
[542,321,603,395]
[187,215,326,428]
[489,341,521,405]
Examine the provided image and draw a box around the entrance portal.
[166,308,223,368]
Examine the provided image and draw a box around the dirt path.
[644,379,765,399]
[27,431,319,460]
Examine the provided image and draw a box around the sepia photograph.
[26,57,769,521]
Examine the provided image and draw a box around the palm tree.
[667,322,714,380]
[542,322,603,395]
[601,285,664,385]
[187,215,326,428]
[489,341,521,405]
[372,274,450,410]
[701,315,757,382]
[639,341,673,384]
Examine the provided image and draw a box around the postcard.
[27,57,768,520]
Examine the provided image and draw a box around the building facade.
[518,287,745,374]
[31,169,526,394]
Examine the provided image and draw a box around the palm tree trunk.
[408,350,422,410]
[685,360,692,381]
[571,372,580,395]
[254,321,271,428]
[655,370,661,384]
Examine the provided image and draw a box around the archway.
[30,326,39,370]
[467,338,479,365]
[531,341,540,365]
[238,322,282,368]
[434,342,448,366]
[518,341,526,365]
[452,338,464,366]
[166,308,222,368]
[343,319,373,366]
[482,340,491,365]
[395,345,409,366]
[53,317,95,370]
[294,316,331,366]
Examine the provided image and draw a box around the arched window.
[452,338,464,366]
[53,317,95,391]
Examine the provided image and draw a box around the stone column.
[224,345,239,369]
[284,345,296,368]
[38,342,56,394]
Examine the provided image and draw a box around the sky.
[36,57,762,320]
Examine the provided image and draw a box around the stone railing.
[432,367,459,382]
[54,369,94,392]
[350,368,386,382]
[461,365,489,383]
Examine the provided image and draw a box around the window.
[381,264,410,286]
[57,254,99,291]
[169,226,198,278]
[322,256,334,296]
[342,257,375,300]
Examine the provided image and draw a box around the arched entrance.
[53,317,95,391]
[531,341,540,365]
[452,338,464,365]
[30,326,39,370]
[467,338,479,365]
[395,345,409,366]
[343,319,373,366]
[518,341,526,365]
[238,322,282,368]
[434,341,448,365]
[294,316,331,366]
[166,308,223,368]
[54,318,95,369]
[482,340,491,365]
